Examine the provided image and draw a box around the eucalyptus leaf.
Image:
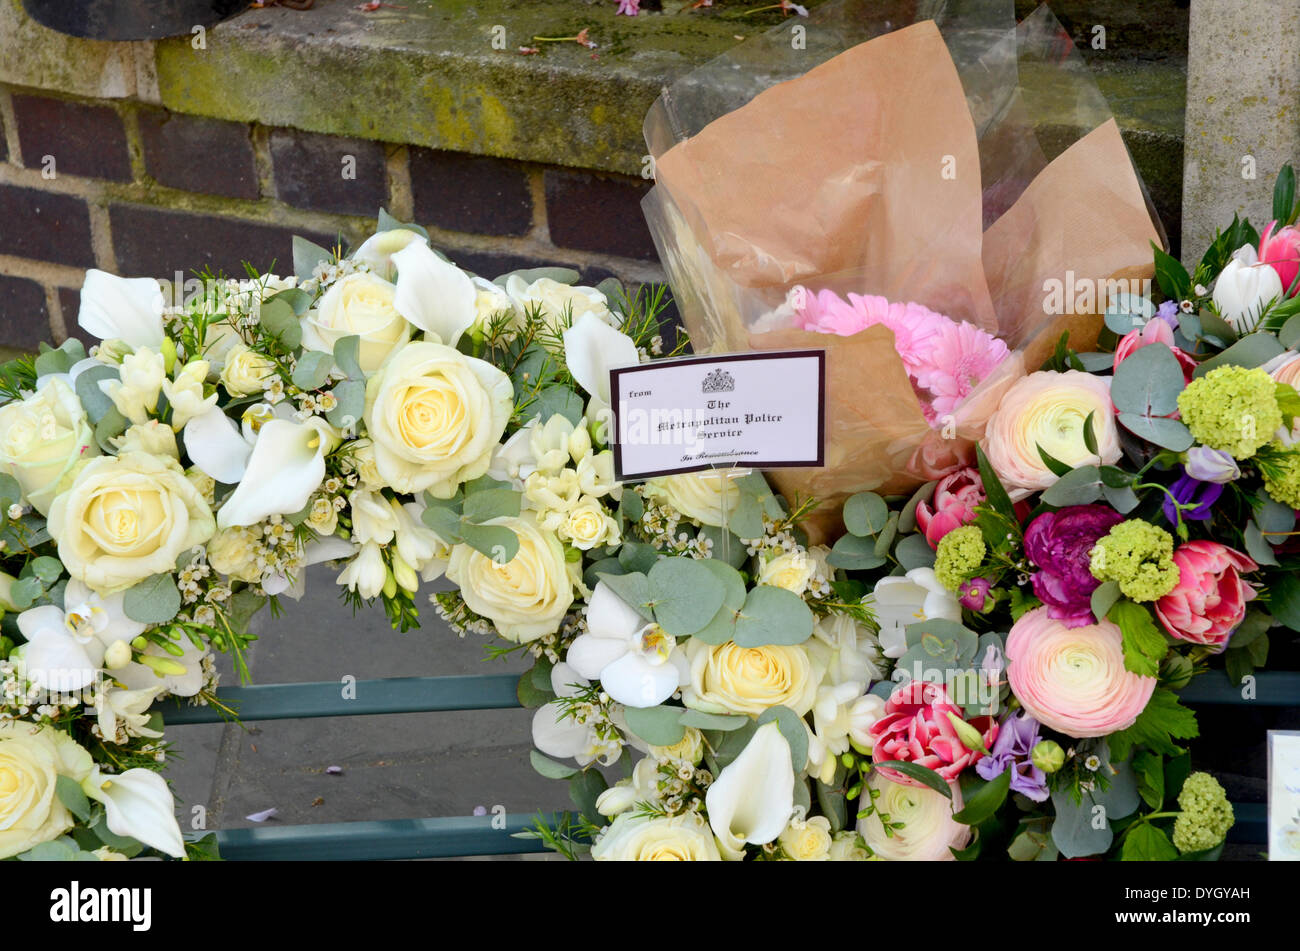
[522,385,584,427]
[530,749,578,780]
[1193,332,1286,377]
[461,487,521,524]
[1116,413,1193,451]
[827,533,888,570]
[1089,580,1122,623]
[326,380,366,429]
[333,335,365,381]
[623,704,687,747]
[647,557,726,636]
[898,481,937,534]
[1111,344,1185,416]
[1049,788,1111,858]
[290,350,333,391]
[895,532,937,570]
[843,491,889,536]
[1102,482,1140,513]
[259,297,301,350]
[459,522,519,564]
[122,573,182,624]
[696,523,748,568]
[1040,466,1103,506]
[293,235,335,282]
[55,774,91,821]
[597,571,654,622]
[1244,521,1280,566]
[731,584,814,647]
[74,364,119,424]
[678,709,750,731]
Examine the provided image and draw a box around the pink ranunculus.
[868,680,997,786]
[1260,221,1300,296]
[915,467,984,548]
[1154,540,1258,649]
[1113,320,1197,383]
[1005,607,1155,738]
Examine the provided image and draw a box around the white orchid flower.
[871,567,963,658]
[215,418,331,528]
[705,721,795,860]
[531,662,622,768]
[83,766,186,858]
[566,581,690,708]
[562,311,638,414]
[20,581,146,693]
[78,269,165,349]
[352,228,428,281]
[391,241,477,346]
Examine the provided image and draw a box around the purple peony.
[976,712,1048,802]
[1023,504,1124,627]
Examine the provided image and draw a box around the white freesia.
[0,377,99,515]
[871,567,962,658]
[112,420,178,460]
[162,359,218,430]
[596,756,663,817]
[705,721,794,861]
[469,276,514,329]
[806,683,886,784]
[567,581,689,708]
[93,683,164,741]
[808,612,885,686]
[391,242,477,346]
[99,347,164,424]
[486,423,537,487]
[351,228,427,281]
[83,765,185,857]
[336,541,387,599]
[530,662,622,767]
[114,632,208,698]
[78,270,165,348]
[349,488,399,545]
[391,499,450,579]
[1213,244,1284,334]
[562,311,638,424]
[216,418,331,528]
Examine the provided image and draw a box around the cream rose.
[682,638,820,716]
[858,773,970,861]
[778,815,834,861]
[303,272,411,373]
[643,470,746,528]
[981,370,1121,494]
[0,722,93,859]
[205,526,262,583]
[112,421,178,460]
[363,341,513,496]
[758,546,828,596]
[0,378,99,515]
[828,830,871,861]
[220,342,277,396]
[445,511,575,642]
[559,495,619,550]
[649,726,705,766]
[507,276,614,335]
[591,812,721,861]
[48,452,216,594]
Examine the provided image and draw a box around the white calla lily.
[705,721,795,860]
[391,242,477,345]
[216,419,328,528]
[352,228,428,281]
[183,407,254,484]
[562,311,638,408]
[567,581,689,708]
[83,766,186,857]
[77,269,166,348]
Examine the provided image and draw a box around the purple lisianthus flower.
[1023,504,1124,627]
[1162,467,1223,524]
[1155,299,1180,330]
[1184,446,1241,484]
[975,712,1048,802]
[959,577,991,611]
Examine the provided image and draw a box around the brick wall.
[0,85,664,352]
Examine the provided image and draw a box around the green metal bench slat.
[159,673,522,724]
[1178,670,1300,705]
[212,813,555,861]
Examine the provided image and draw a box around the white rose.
[757,548,821,595]
[643,471,746,528]
[112,421,178,461]
[682,638,821,716]
[591,812,721,861]
[363,341,513,496]
[205,526,262,583]
[0,378,99,515]
[470,276,514,329]
[304,272,411,373]
[506,276,615,337]
[0,722,93,859]
[219,343,277,396]
[827,830,871,861]
[162,359,217,429]
[778,815,833,861]
[559,495,619,550]
[1212,245,1284,334]
[649,727,705,766]
[445,511,575,642]
[48,452,216,593]
[858,772,970,861]
[99,347,164,424]
[306,497,339,536]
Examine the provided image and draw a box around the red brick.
[0,275,51,351]
[139,110,259,200]
[270,129,387,216]
[409,148,533,237]
[0,185,96,268]
[109,204,338,279]
[11,94,131,182]
[544,169,657,262]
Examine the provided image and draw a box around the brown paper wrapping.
[649,21,1160,542]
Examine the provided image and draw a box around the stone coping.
[1,0,1186,177]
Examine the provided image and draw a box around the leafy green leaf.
[1152,243,1192,302]
[459,522,519,564]
[1041,466,1103,506]
[731,584,814,647]
[1193,332,1286,377]
[1111,343,1185,416]
[1133,750,1165,811]
[647,557,726,637]
[952,770,1011,825]
[461,487,521,524]
[1270,572,1300,632]
[843,492,889,536]
[1089,580,1121,624]
[516,671,554,709]
[569,770,608,826]
[291,350,333,391]
[874,760,951,798]
[122,573,182,624]
[1273,163,1296,225]
[259,297,301,350]
[1082,410,1099,456]
[1116,413,1193,451]
[975,445,1016,525]
[827,532,888,570]
[1106,688,1199,761]
[1108,600,1168,678]
[623,705,687,747]
[55,774,90,821]
[1035,444,1073,478]
[1122,821,1179,861]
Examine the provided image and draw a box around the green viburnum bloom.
[1256,443,1300,509]
[1088,519,1180,602]
[934,524,986,592]
[1172,772,1234,854]
[1176,365,1281,460]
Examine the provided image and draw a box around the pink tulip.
[1259,221,1300,296]
[1154,540,1258,650]
[869,680,997,786]
[1113,321,1196,384]
[915,467,984,548]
